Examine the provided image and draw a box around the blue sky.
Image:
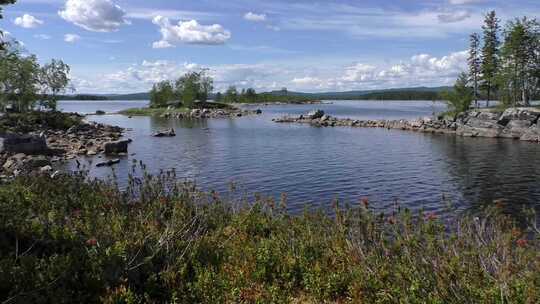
[2,0,539,94]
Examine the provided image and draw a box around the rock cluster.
[274,108,540,143]
[0,120,129,179]
[159,108,262,119]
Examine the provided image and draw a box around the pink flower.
[426,212,438,221]
[516,239,528,248]
[360,198,369,208]
[86,238,98,246]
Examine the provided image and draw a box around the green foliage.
[469,33,481,106]
[223,86,238,103]
[149,80,175,108]
[0,48,70,113]
[497,17,540,107]
[0,170,538,303]
[0,0,16,50]
[441,73,473,115]
[150,70,214,109]
[0,111,81,133]
[481,11,501,105]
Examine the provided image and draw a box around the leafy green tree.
[497,17,539,106]
[224,86,238,103]
[442,73,473,115]
[40,59,70,110]
[480,11,501,107]
[149,80,175,108]
[0,52,41,112]
[468,33,481,108]
[0,0,16,50]
[244,88,257,103]
[175,72,199,108]
[214,92,223,102]
[198,69,213,102]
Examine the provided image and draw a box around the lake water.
[58,100,540,218]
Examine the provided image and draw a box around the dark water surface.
[58,100,540,217]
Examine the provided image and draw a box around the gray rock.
[1,134,49,155]
[501,120,532,139]
[499,108,540,124]
[307,109,325,119]
[40,165,53,173]
[477,112,500,121]
[520,125,540,142]
[320,115,330,122]
[457,118,504,138]
[153,128,176,137]
[104,140,130,154]
[27,156,51,168]
[96,159,120,167]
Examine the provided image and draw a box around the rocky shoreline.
[0,112,128,180]
[273,108,540,142]
[159,107,262,119]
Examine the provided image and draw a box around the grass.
[118,107,190,116]
[0,169,538,303]
[0,111,82,133]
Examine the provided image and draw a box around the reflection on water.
[60,100,540,219]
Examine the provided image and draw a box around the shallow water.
[58,100,540,218]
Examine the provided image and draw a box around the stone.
[499,108,540,124]
[153,128,176,137]
[104,140,130,154]
[27,156,51,168]
[40,165,53,173]
[476,112,500,121]
[307,109,325,119]
[320,115,330,122]
[255,109,262,114]
[96,159,120,167]
[95,110,106,115]
[520,125,540,142]
[456,118,504,138]
[1,134,49,155]
[3,159,15,170]
[501,120,532,139]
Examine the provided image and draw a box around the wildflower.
[360,197,369,208]
[516,239,527,248]
[511,228,522,238]
[86,238,98,246]
[387,216,396,225]
[426,212,438,221]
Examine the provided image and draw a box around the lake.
[58,100,540,218]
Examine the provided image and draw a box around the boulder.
[0,134,49,155]
[255,109,263,114]
[307,109,325,120]
[96,159,120,167]
[104,140,130,154]
[320,115,330,122]
[456,118,504,138]
[499,108,540,125]
[477,112,500,121]
[500,120,532,139]
[520,124,540,142]
[153,128,176,137]
[95,110,106,115]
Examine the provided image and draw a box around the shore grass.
[118,107,190,116]
[0,170,538,303]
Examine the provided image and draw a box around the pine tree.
[480,11,500,107]
[468,33,481,108]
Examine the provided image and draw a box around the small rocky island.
[0,112,129,179]
[274,107,540,142]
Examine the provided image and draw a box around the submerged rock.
[96,159,120,167]
[307,109,325,119]
[104,140,130,154]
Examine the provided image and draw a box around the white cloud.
[449,0,483,4]
[152,16,231,47]
[59,0,129,32]
[437,10,471,23]
[64,33,81,43]
[244,12,267,22]
[34,34,51,40]
[14,14,44,28]
[71,50,468,94]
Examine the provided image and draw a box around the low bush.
[0,170,538,303]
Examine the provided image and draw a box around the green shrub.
[0,170,538,303]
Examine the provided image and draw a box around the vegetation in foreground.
[0,170,538,303]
